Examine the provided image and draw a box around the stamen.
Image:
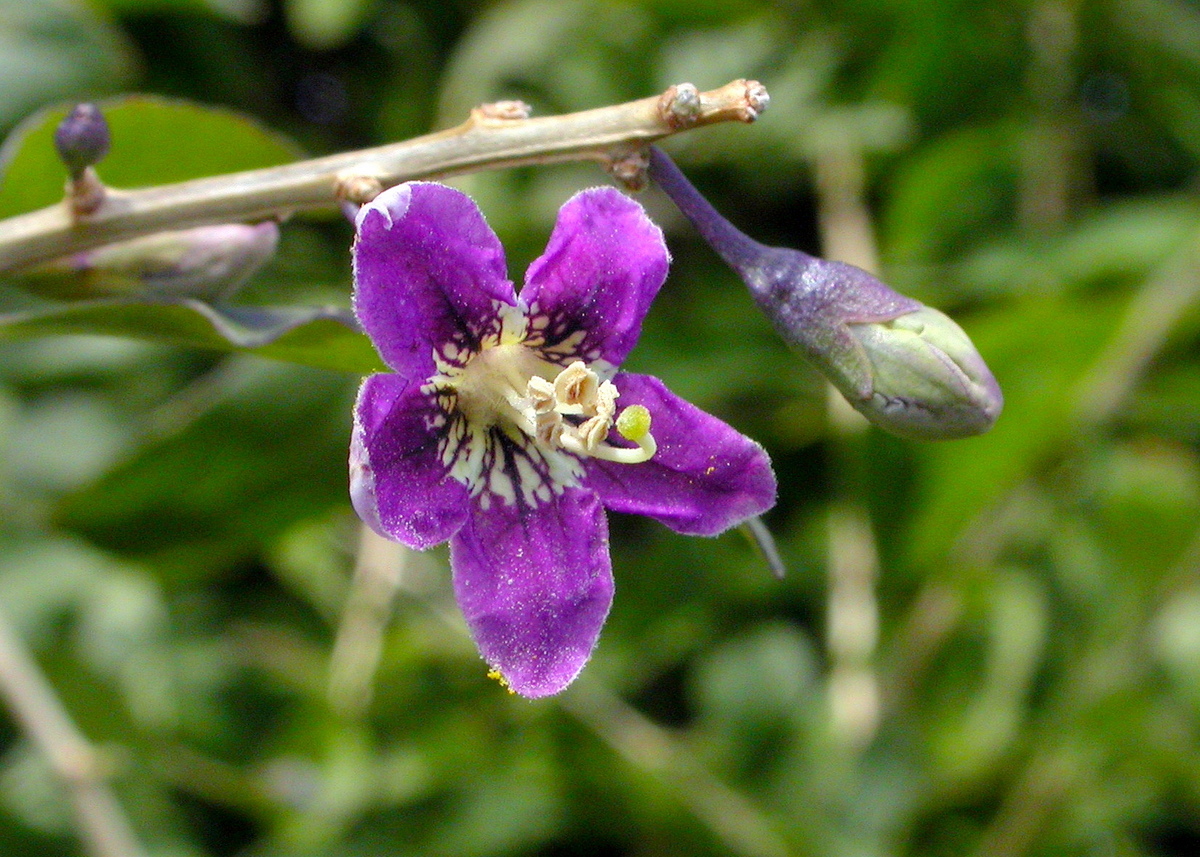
[535,410,563,444]
[595,380,619,421]
[559,431,657,464]
[451,342,656,468]
[556,403,656,463]
[555,361,599,410]
[527,376,556,413]
[577,415,611,451]
[499,385,536,435]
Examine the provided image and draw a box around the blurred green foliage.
[2,1,1200,856]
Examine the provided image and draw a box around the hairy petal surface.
[586,373,776,536]
[353,182,517,380]
[521,187,669,366]
[450,489,613,698]
[351,373,470,549]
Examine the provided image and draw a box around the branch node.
[67,168,108,218]
[659,83,703,129]
[334,171,384,205]
[741,79,771,121]
[699,79,770,125]
[472,100,532,124]
[606,146,650,191]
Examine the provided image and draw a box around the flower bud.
[648,146,1002,440]
[54,103,111,178]
[58,222,279,300]
[841,306,1002,439]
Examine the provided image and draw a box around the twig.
[1018,1,1081,235]
[327,524,407,718]
[0,609,148,857]
[0,80,768,272]
[561,681,796,857]
[1072,221,1200,429]
[813,148,883,751]
[971,750,1077,857]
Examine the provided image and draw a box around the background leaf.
[0,298,380,374]
[0,94,305,219]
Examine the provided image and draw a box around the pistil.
[526,361,657,465]
[453,346,657,466]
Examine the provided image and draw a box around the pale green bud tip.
[616,405,652,442]
[843,306,1003,440]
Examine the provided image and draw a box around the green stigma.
[616,405,652,441]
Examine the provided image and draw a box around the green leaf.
[0,94,304,219]
[285,0,378,50]
[904,293,1125,567]
[881,120,1020,287]
[99,0,265,24]
[53,359,357,566]
[0,298,382,375]
[0,0,135,133]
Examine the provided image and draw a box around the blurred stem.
[327,523,407,718]
[972,750,1078,857]
[0,80,767,272]
[813,147,882,751]
[152,742,275,817]
[881,482,1037,715]
[0,609,148,857]
[814,151,878,274]
[562,682,796,857]
[1019,0,1084,234]
[1073,219,1200,428]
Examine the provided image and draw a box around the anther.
[577,415,611,451]
[535,410,562,444]
[554,362,598,411]
[595,380,619,421]
[527,376,556,413]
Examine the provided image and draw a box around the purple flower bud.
[649,146,1001,440]
[68,222,279,300]
[54,103,111,178]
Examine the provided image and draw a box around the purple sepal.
[351,374,470,549]
[353,182,517,381]
[450,489,613,698]
[521,187,669,367]
[586,373,776,536]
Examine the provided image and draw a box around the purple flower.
[349,182,776,698]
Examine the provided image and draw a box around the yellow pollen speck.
[487,668,516,694]
[616,405,652,441]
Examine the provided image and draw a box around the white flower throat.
[452,343,657,465]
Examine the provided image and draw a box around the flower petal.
[520,187,669,368]
[586,373,776,536]
[353,182,517,380]
[450,489,613,698]
[351,373,470,549]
